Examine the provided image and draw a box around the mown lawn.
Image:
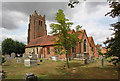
[2,58,118,79]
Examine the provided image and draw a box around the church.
[25,11,99,60]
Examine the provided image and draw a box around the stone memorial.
[24,59,30,67]
[32,54,38,60]
[51,56,59,61]
[11,52,15,59]
[5,55,11,64]
[101,58,104,67]
[17,58,22,63]
[23,54,29,59]
[84,59,88,64]
[24,55,37,67]
[24,73,37,81]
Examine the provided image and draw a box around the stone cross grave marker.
[11,53,15,59]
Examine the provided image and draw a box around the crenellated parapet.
[27,10,47,44]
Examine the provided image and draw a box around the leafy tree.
[50,9,81,68]
[2,38,15,55]
[104,2,120,64]
[1,38,26,55]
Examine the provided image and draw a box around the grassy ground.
[2,58,118,79]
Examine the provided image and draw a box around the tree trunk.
[66,52,70,68]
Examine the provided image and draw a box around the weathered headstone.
[51,56,59,61]
[24,73,37,81]
[24,59,37,67]
[6,55,11,64]
[32,54,37,60]
[24,59,30,67]
[101,58,104,67]
[17,58,22,63]
[23,54,29,59]
[11,53,15,59]
[84,59,88,64]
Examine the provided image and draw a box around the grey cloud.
[2,2,68,30]
[85,2,108,14]
[2,2,109,30]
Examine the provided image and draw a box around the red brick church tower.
[28,10,47,43]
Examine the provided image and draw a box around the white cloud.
[68,2,116,45]
[2,10,28,29]
[0,27,27,44]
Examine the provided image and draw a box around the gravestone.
[17,58,22,63]
[24,59,30,67]
[11,53,15,59]
[51,56,59,61]
[32,54,37,60]
[101,58,104,67]
[24,59,37,67]
[24,73,37,81]
[84,59,88,64]
[23,54,29,59]
[5,55,11,64]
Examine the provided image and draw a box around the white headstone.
[51,56,59,61]
[24,59,30,67]
[24,59,37,67]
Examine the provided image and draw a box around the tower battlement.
[27,10,47,44]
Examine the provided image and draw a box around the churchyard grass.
[2,58,118,79]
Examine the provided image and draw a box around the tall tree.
[1,38,26,55]
[104,2,120,60]
[50,9,81,68]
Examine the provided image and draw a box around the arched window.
[79,42,81,53]
[84,39,86,52]
[72,47,76,53]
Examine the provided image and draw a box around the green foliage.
[98,51,103,55]
[104,2,120,60]
[50,9,81,53]
[1,38,26,55]
[49,9,82,68]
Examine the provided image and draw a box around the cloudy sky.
[0,0,118,46]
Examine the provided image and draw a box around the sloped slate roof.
[26,29,85,48]
[26,35,56,47]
